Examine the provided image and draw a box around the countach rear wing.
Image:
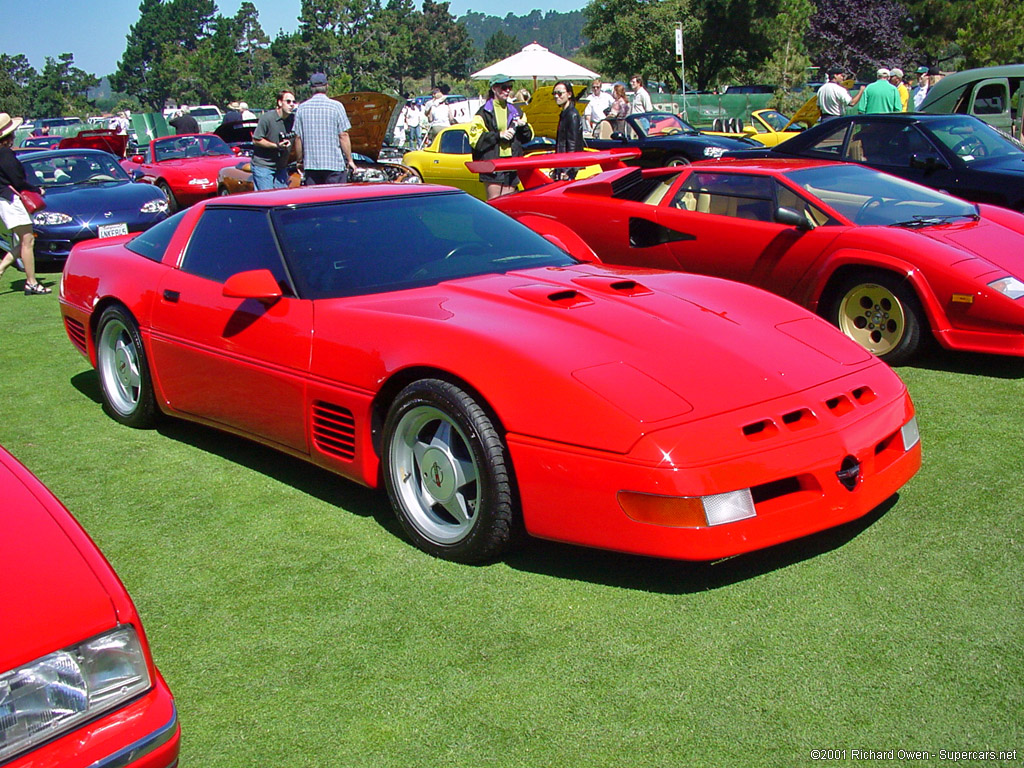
[466,148,641,190]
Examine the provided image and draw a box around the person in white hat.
[0,113,50,294]
[858,67,902,114]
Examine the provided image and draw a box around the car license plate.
[98,223,129,238]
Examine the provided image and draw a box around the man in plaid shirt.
[294,72,358,185]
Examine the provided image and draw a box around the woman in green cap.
[469,74,533,199]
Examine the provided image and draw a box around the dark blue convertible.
[7,149,169,267]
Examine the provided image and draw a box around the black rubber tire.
[95,305,159,428]
[156,180,178,213]
[665,154,691,167]
[827,271,925,365]
[382,379,520,563]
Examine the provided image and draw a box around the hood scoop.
[509,284,594,308]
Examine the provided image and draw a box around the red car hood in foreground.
[315,264,883,455]
[0,455,117,671]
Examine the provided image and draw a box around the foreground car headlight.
[188,177,212,186]
[901,415,920,451]
[702,146,727,158]
[987,276,1024,300]
[0,626,151,761]
[140,198,168,214]
[619,488,756,528]
[32,211,72,226]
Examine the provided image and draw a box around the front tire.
[382,379,520,563]
[665,154,691,167]
[829,272,924,364]
[95,306,158,427]
[156,180,178,213]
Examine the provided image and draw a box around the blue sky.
[0,0,587,79]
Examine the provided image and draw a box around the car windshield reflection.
[632,113,699,138]
[925,116,1024,164]
[787,164,977,225]
[21,153,131,188]
[271,192,577,299]
[153,134,232,161]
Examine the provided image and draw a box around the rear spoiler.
[467,148,641,189]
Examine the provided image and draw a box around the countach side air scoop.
[467,148,640,188]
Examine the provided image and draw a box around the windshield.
[153,134,232,161]
[632,112,699,137]
[924,116,1024,163]
[271,192,576,299]
[758,110,791,131]
[20,152,130,188]
[787,164,977,226]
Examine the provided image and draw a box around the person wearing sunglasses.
[468,74,533,199]
[252,90,297,190]
[552,81,584,180]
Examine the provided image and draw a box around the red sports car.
[59,184,920,563]
[478,150,1024,363]
[0,445,180,767]
[121,133,241,213]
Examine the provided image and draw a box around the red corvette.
[0,445,179,767]
[59,184,920,562]
[478,150,1024,363]
[121,133,241,213]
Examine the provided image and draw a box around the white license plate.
[98,223,129,238]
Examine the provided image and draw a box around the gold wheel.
[837,282,907,356]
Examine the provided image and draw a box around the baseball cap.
[876,67,890,78]
[916,66,928,74]
[309,72,328,87]
[890,67,904,78]
[488,74,513,87]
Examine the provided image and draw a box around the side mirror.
[775,206,812,231]
[222,269,283,302]
[232,145,242,155]
[610,132,626,141]
[131,154,145,164]
[130,169,145,182]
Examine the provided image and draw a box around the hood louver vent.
[312,401,356,460]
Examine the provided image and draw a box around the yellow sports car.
[704,108,807,147]
[403,120,598,200]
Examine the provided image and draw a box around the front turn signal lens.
[619,488,756,528]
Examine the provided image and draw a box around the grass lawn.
[2,271,1021,767]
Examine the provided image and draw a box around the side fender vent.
[65,317,88,355]
[312,401,356,461]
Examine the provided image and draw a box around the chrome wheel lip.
[97,318,140,416]
[838,283,906,355]
[388,405,480,545]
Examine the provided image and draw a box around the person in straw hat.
[0,113,50,294]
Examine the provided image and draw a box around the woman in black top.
[553,81,585,180]
[0,113,49,294]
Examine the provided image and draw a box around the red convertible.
[59,184,920,563]
[121,133,241,212]
[479,150,1024,363]
[0,445,179,767]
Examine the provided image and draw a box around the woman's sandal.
[24,281,52,295]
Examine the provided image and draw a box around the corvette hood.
[42,181,164,218]
[0,451,116,671]
[325,265,884,453]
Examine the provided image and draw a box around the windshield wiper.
[891,213,980,228]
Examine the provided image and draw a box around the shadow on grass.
[507,496,899,594]
[70,371,104,404]
[901,347,1024,379]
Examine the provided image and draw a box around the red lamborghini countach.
[0,446,180,767]
[59,184,920,563]
[478,149,1024,364]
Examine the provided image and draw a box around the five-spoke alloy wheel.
[96,306,158,427]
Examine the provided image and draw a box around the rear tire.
[95,306,159,428]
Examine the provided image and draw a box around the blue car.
[10,149,169,267]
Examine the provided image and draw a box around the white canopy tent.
[471,42,600,89]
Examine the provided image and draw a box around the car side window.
[972,83,1007,115]
[670,172,775,222]
[845,122,910,166]
[804,122,849,157]
[439,130,471,155]
[126,210,189,262]
[775,181,833,227]
[181,208,290,288]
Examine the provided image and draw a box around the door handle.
[163,289,180,302]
